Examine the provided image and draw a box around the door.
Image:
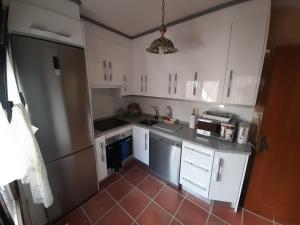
[244,46,300,224]
[45,147,98,222]
[95,136,108,182]
[11,35,93,163]
[222,15,269,105]
[132,126,149,165]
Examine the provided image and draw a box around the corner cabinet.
[222,14,269,105]
[83,21,132,89]
[180,141,249,211]
[95,136,108,182]
[209,152,249,210]
[132,126,149,165]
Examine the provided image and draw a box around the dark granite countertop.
[94,114,252,155]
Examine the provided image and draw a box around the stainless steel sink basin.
[138,119,159,126]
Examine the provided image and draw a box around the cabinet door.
[95,136,108,182]
[131,37,147,95]
[222,15,269,105]
[145,32,176,98]
[133,126,149,165]
[209,152,248,204]
[108,44,131,86]
[85,35,109,87]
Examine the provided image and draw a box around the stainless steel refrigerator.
[10,35,98,224]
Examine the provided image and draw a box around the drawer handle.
[100,142,105,162]
[214,157,222,182]
[184,146,212,157]
[183,159,209,172]
[182,177,206,191]
[30,25,71,38]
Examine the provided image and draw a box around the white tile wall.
[122,96,254,122]
[91,88,254,122]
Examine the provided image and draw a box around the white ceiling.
[80,0,233,37]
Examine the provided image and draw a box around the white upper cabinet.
[84,22,132,88]
[173,20,231,102]
[145,31,177,98]
[130,36,148,96]
[8,1,83,47]
[222,14,269,105]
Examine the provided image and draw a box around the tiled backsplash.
[91,88,254,122]
[123,96,254,122]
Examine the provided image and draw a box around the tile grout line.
[104,173,152,225]
[168,194,186,225]
[80,206,93,225]
[102,164,139,190]
[92,172,148,225]
[206,201,231,225]
[134,183,167,223]
[241,208,244,225]
[243,208,274,223]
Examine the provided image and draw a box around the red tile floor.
[54,160,292,225]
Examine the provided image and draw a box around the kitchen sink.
[138,119,159,126]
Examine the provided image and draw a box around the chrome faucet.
[150,105,159,120]
[166,105,172,118]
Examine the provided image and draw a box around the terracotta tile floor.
[54,159,288,225]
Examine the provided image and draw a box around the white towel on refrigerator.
[10,104,53,208]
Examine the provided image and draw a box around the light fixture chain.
[162,0,165,26]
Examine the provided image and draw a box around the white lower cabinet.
[209,152,248,206]
[95,136,108,182]
[180,141,249,210]
[132,126,149,165]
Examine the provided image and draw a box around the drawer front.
[8,2,84,47]
[180,162,211,189]
[182,142,214,169]
[180,165,209,198]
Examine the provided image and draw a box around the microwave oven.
[196,111,236,142]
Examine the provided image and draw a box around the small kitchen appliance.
[197,111,236,142]
[237,122,250,144]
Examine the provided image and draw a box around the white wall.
[91,88,126,119]
[122,96,254,122]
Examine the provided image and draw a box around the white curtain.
[0,51,53,223]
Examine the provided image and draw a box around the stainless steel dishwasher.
[149,132,182,186]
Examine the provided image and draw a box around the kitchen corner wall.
[122,96,254,122]
[91,88,126,119]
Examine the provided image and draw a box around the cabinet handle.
[145,133,147,150]
[100,142,105,162]
[145,75,148,93]
[193,72,198,95]
[214,157,222,182]
[103,61,107,81]
[123,75,127,92]
[227,70,233,97]
[141,75,144,92]
[109,61,112,81]
[184,146,212,157]
[174,73,177,94]
[168,74,172,94]
[182,177,206,191]
[183,159,209,172]
[30,24,71,38]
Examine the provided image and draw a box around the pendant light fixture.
[146,0,178,54]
